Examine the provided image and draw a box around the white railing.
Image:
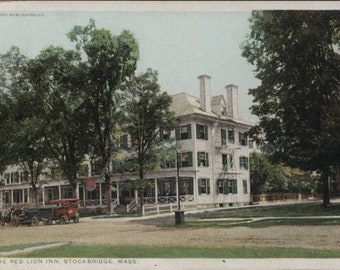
[144,195,195,205]
[126,199,137,213]
[142,203,176,216]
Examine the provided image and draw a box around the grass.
[179,218,340,228]
[202,203,340,219]
[9,244,340,258]
[0,242,53,253]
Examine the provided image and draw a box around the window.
[239,132,248,146]
[159,179,176,196]
[221,106,227,116]
[177,124,192,140]
[243,180,248,194]
[228,129,235,144]
[217,179,226,194]
[160,129,171,140]
[11,172,19,183]
[119,134,128,149]
[239,156,249,170]
[198,178,210,194]
[217,179,237,194]
[222,154,234,171]
[221,129,227,145]
[5,173,10,184]
[196,124,208,140]
[222,154,228,170]
[197,152,209,167]
[180,152,193,167]
[227,179,238,194]
[179,178,194,195]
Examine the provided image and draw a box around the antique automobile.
[11,207,40,227]
[0,207,15,226]
[48,198,80,224]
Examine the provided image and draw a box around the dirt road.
[1,213,340,251]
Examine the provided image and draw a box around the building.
[0,75,254,213]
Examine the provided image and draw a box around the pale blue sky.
[0,9,260,121]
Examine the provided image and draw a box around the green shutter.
[175,127,180,140]
[221,129,226,145]
[232,179,237,194]
[187,124,192,139]
[159,181,164,196]
[223,180,228,194]
[204,125,208,140]
[198,178,202,195]
[207,179,210,194]
[197,151,200,167]
[188,152,193,167]
[189,178,193,194]
[196,124,200,139]
[206,153,209,167]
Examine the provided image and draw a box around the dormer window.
[221,106,227,116]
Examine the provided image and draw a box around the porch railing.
[127,199,138,213]
[144,195,195,205]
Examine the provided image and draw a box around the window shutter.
[206,153,209,167]
[207,179,210,194]
[187,124,192,139]
[189,178,193,194]
[159,181,164,196]
[196,124,199,139]
[204,125,208,140]
[198,178,202,195]
[221,129,226,145]
[175,127,180,140]
[223,180,228,194]
[188,152,193,167]
[197,151,200,167]
[232,179,237,194]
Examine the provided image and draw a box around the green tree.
[0,47,49,203]
[67,19,139,214]
[242,11,340,206]
[119,69,177,214]
[27,46,90,198]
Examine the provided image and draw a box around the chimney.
[225,84,238,119]
[198,74,211,112]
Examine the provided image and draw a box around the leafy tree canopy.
[242,11,340,173]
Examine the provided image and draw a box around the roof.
[170,92,254,127]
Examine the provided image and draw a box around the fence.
[252,193,322,203]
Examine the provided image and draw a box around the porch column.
[11,189,13,204]
[42,186,45,205]
[76,182,80,199]
[82,183,86,207]
[155,179,158,203]
[22,189,25,203]
[134,189,138,203]
[99,182,102,206]
[58,185,61,199]
[0,190,2,208]
[27,188,30,203]
[116,180,120,204]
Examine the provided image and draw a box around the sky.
[0,1,336,122]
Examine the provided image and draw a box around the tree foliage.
[67,19,139,214]
[242,11,340,205]
[119,69,177,213]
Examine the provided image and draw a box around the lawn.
[8,244,340,258]
[200,203,340,219]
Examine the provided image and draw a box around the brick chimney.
[225,84,238,119]
[198,74,211,113]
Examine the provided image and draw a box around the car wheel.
[31,216,39,226]
[73,213,80,223]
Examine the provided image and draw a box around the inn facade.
[0,75,257,213]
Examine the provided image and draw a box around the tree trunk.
[139,167,144,216]
[322,168,331,206]
[106,173,112,215]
